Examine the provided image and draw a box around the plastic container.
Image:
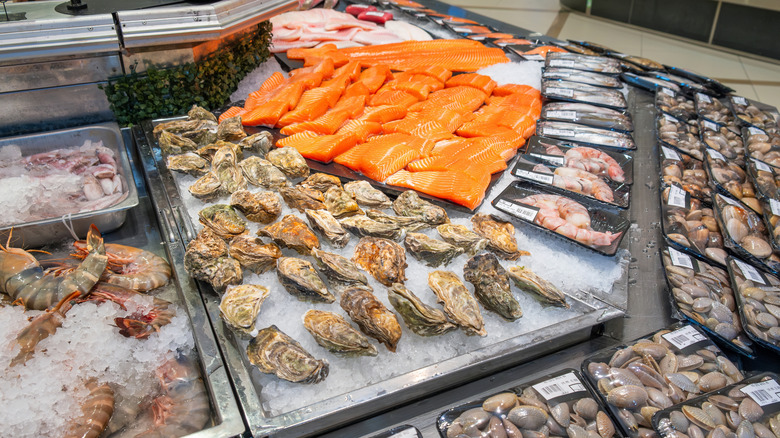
[542,81,627,110]
[663,65,735,96]
[608,51,666,71]
[746,157,780,202]
[536,121,636,150]
[729,95,780,135]
[703,148,759,213]
[621,72,679,93]
[726,256,780,355]
[655,87,696,122]
[699,118,745,166]
[545,52,621,74]
[543,68,623,88]
[660,146,712,203]
[660,183,726,266]
[694,93,738,131]
[541,102,633,132]
[525,135,633,184]
[743,126,780,170]
[370,425,422,438]
[657,113,706,161]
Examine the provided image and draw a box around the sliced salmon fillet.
[288,44,337,61]
[243,72,287,110]
[343,81,370,99]
[358,65,393,93]
[280,95,366,135]
[469,131,526,161]
[445,73,497,95]
[218,106,247,123]
[332,60,362,81]
[521,45,568,56]
[367,90,420,108]
[242,82,306,126]
[451,25,492,34]
[406,65,453,83]
[409,86,487,114]
[385,169,489,210]
[492,38,534,46]
[376,81,433,100]
[473,32,515,39]
[278,131,360,163]
[492,83,540,98]
[407,154,506,175]
[456,121,514,138]
[336,119,383,142]
[357,105,407,123]
[333,134,422,181]
[277,76,350,126]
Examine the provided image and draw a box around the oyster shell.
[365,209,429,232]
[324,187,363,218]
[344,180,392,208]
[238,131,273,156]
[303,309,378,357]
[247,325,328,384]
[189,171,222,201]
[229,189,281,223]
[188,105,217,122]
[199,204,247,239]
[153,119,217,146]
[311,247,369,289]
[507,266,570,308]
[217,115,247,142]
[404,232,463,267]
[304,209,350,248]
[388,283,457,336]
[213,144,246,194]
[259,214,320,255]
[158,130,198,155]
[276,257,334,303]
[239,156,288,190]
[219,284,269,335]
[340,286,402,352]
[428,270,486,336]
[228,234,282,274]
[471,213,530,260]
[267,146,310,179]
[166,152,209,176]
[300,173,342,193]
[352,236,407,286]
[184,228,243,292]
[340,215,404,240]
[463,253,523,321]
[436,224,490,256]
[197,140,242,162]
[280,186,327,212]
[392,190,449,225]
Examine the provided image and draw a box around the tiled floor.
[444,0,780,109]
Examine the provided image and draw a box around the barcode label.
[550,59,576,68]
[547,110,578,120]
[669,247,694,269]
[662,146,681,161]
[707,148,725,161]
[702,120,718,131]
[754,158,773,172]
[547,87,575,98]
[667,184,687,208]
[661,87,675,96]
[749,126,766,136]
[544,128,576,137]
[733,96,748,106]
[697,93,712,103]
[532,372,586,401]
[529,153,565,166]
[735,259,766,284]
[662,325,707,350]
[771,199,780,216]
[495,199,539,222]
[514,169,554,185]
[742,379,780,406]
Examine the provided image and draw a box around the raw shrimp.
[554,167,614,202]
[72,242,172,292]
[67,378,115,438]
[519,194,621,247]
[564,146,625,182]
[10,290,78,367]
[78,282,176,339]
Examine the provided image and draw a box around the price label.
[667,184,687,208]
[532,372,587,402]
[661,87,675,96]
[697,93,712,104]
[543,128,576,137]
[742,379,780,407]
[363,11,388,17]
[771,199,780,216]
[749,126,766,136]
[529,153,565,166]
[546,87,575,98]
[495,199,539,222]
[668,247,694,269]
[733,96,748,106]
[707,148,725,161]
[753,158,773,173]
[662,146,681,161]
[735,259,766,284]
[662,325,708,351]
[453,26,474,33]
[524,54,545,61]
[514,169,554,185]
[702,120,718,132]
[546,110,578,120]
[549,59,575,68]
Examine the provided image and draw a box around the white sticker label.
[529,153,565,166]
[496,199,538,222]
[547,87,575,98]
[733,96,748,106]
[697,93,712,103]
[662,325,708,350]
[735,259,766,284]
[753,158,773,173]
[702,120,718,132]
[662,146,681,161]
[707,148,725,161]
[532,372,586,401]
[514,169,554,185]
[668,247,694,269]
[771,199,780,216]
[749,126,766,136]
[549,59,576,68]
[667,185,687,208]
[452,27,473,33]
[390,426,420,438]
[524,54,545,61]
[742,379,780,407]
[547,110,578,120]
[661,87,675,96]
[544,128,576,137]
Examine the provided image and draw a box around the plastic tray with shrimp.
[524,135,633,185]
[655,87,696,122]
[536,121,636,151]
[542,68,624,89]
[541,80,627,111]
[725,255,780,355]
[491,180,629,256]
[540,102,633,133]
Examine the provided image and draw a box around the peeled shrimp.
[564,147,625,183]
[72,242,172,292]
[519,194,621,247]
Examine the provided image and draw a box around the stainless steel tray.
[0,122,138,248]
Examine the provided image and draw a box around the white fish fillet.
[383,20,432,41]
[270,39,318,53]
[351,29,404,45]
[315,40,364,49]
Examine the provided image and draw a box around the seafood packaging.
[660,183,727,265]
[556,40,601,56]
[526,135,633,185]
[621,72,680,93]
[650,72,709,94]
[660,246,754,356]
[664,65,735,96]
[655,87,696,121]
[712,193,780,274]
[541,102,633,132]
[545,52,622,74]
[372,425,422,438]
[660,147,711,202]
[504,42,568,61]
[727,256,780,354]
[542,67,624,88]
[746,158,780,202]
[652,372,780,438]
[657,113,706,161]
[608,52,665,71]
[729,96,780,134]
[437,368,616,438]
[537,121,636,151]
[704,149,759,213]
[694,93,738,131]
[582,323,745,438]
[758,196,780,258]
[542,80,628,110]
[492,180,629,255]
[699,119,745,166]
[744,126,780,169]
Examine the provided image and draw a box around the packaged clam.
[655,87,696,122]
[758,197,780,254]
[726,256,780,354]
[657,113,706,161]
[660,147,711,203]
[703,149,760,213]
[436,368,616,438]
[492,180,629,256]
[694,93,738,131]
[537,121,636,150]
[729,96,780,134]
[713,192,780,274]
[581,323,746,438]
[744,126,780,169]
[653,372,780,438]
[542,81,627,110]
[660,246,755,356]
[747,158,780,202]
[541,102,633,132]
[526,135,633,185]
[699,119,745,166]
[545,52,622,74]
[542,67,623,88]
[660,183,726,266]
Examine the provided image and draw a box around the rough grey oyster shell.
[213,144,247,194]
[198,204,247,240]
[311,247,369,289]
[239,156,288,190]
[247,325,328,384]
[340,215,404,240]
[228,234,282,274]
[166,152,209,177]
[404,232,463,267]
[276,257,334,303]
[428,270,485,336]
[184,228,243,292]
[153,119,217,143]
[352,236,407,286]
[229,189,281,223]
[238,131,273,156]
[344,180,392,208]
[463,253,523,321]
[303,310,378,357]
[158,130,199,155]
[216,115,247,142]
[304,209,350,248]
[280,186,326,212]
[258,214,319,255]
[324,186,363,218]
[365,209,429,232]
[392,190,449,225]
[219,284,269,335]
[267,146,310,179]
[387,283,457,336]
[197,140,242,162]
[188,105,217,122]
[189,171,222,201]
[340,286,402,352]
[507,266,570,308]
[471,213,530,261]
[300,173,342,193]
[436,223,490,256]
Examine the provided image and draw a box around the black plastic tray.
[542,81,627,111]
[663,64,734,96]
[541,102,633,133]
[659,183,724,267]
[656,112,705,161]
[542,67,623,88]
[655,87,696,122]
[525,135,634,185]
[728,95,780,134]
[536,121,636,151]
[544,52,622,75]
[726,256,780,356]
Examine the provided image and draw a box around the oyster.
[197,140,242,161]
[166,152,209,176]
[217,115,247,142]
[387,283,457,336]
[184,228,243,292]
[158,130,198,155]
[238,131,273,156]
[153,119,217,146]
[404,232,463,267]
[340,215,404,240]
[304,209,350,248]
[436,223,489,256]
[365,209,429,232]
[267,146,310,179]
[188,171,222,201]
[219,284,269,335]
[276,257,334,303]
[228,234,282,274]
[352,237,407,286]
[463,253,523,321]
[247,325,328,384]
[258,214,319,255]
[507,266,570,308]
[280,186,326,212]
[471,213,530,260]
[303,310,378,357]
[428,271,486,336]
[213,144,246,194]
[392,190,449,225]
[199,204,247,240]
[188,105,217,122]
[311,247,369,289]
[239,156,288,190]
[340,286,402,352]
[300,173,342,193]
[344,180,392,208]
[229,189,281,223]
[324,187,363,218]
